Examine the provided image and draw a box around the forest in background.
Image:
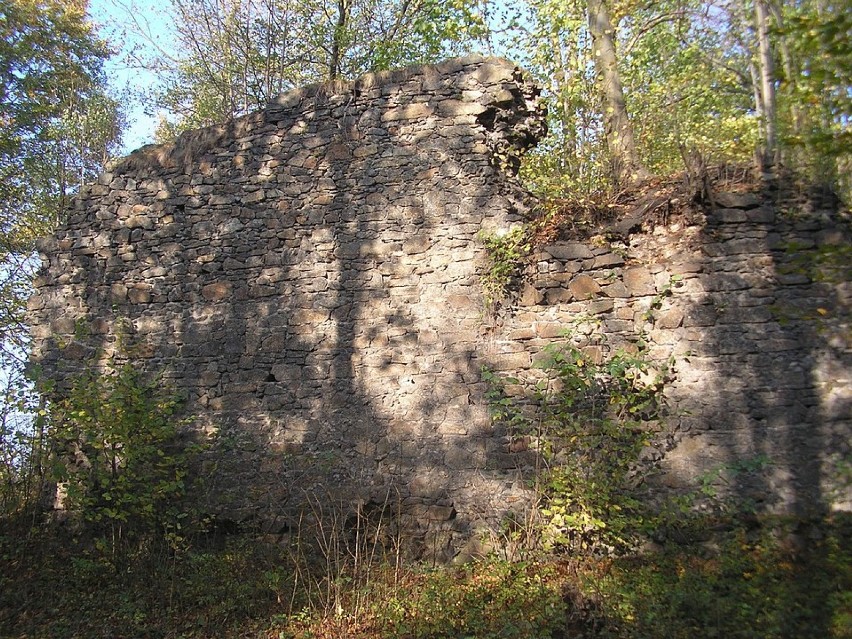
[0,1,850,637]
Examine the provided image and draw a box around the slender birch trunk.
[755,0,777,169]
[587,0,650,186]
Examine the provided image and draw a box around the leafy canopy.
[0,0,122,516]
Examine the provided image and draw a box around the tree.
[0,0,122,246]
[753,0,777,169]
[0,0,123,514]
[510,0,748,195]
[587,0,649,186]
[773,0,851,192]
[504,0,614,195]
[507,0,850,196]
[145,0,489,138]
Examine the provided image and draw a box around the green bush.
[486,326,673,554]
[478,226,531,309]
[50,362,198,558]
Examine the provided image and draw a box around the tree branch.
[622,10,689,58]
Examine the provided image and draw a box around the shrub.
[485,326,673,554]
[50,362,198,558]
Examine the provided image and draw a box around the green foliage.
[776,3,852,194]
[153,0,487,137]
[507,0,608,196]
[0,368,48,516]
[3,513,847,638]
[504,0,850,198]
[486,323,672,553]
[0,2,123,514]
[587,515,852,639]
[477,226,531,309]
[535,343,670,552]
[621,7,757,177]
[0,0,123,248]
[0,530,288,638]
[374,559,566,639]
[50,363,197,556]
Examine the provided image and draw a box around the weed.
[477,226,531,309]
[485,322,674,555]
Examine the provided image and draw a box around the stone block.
[473,61,516,84]
[242,189,266,204]
[655,308,684,329]
[713,191,761,209]
[403,237,431,254]
[128,286,152,304]
[537,322,566,339]
[542,243,593,260]
[201,281,232,301]
[587,299,615,314]
[545,287,573,304]
[381,102,434,121]
[518,284,543,306]
[746,207,776,223]
[439,99,488,116]
[623,267,655,296]
[487,352,531,371]
[708,208,747,224]
[110,283,128,301]
[603,281,630,298]
[593,252,625,267]
[568,274,601,299]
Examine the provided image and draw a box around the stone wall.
[493,188,851,516]
[30,56,547,557]
[29,56,850,557]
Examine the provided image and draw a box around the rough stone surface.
[29,56,851,556]
[498,194,851,516]
[30,57,546,557]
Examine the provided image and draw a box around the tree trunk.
[329,0,349,80]
[767,2,803,149]
[549,34,577,177]
[755,0,777,170]
[587,0,650,186]
[749,57,766,170]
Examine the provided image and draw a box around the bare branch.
[622,10,689,58]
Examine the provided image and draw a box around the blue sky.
[88,0,177,154]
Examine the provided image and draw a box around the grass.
[584,514,852,639]
[1,513,849,639]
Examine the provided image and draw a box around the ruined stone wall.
[29,56,850,557]
[493,189,851,516]
[30,56,546,557]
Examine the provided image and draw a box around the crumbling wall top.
[107,55,545,177]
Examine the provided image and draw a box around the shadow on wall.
[687,187,852,639]
[678,189,850,518]
[29,56,547,561]
[482,177,851,535]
